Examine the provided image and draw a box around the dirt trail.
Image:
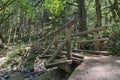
[69,53,120,80]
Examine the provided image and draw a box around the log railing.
[40,17,109,73]
[72,26,109,51]
[42,18,78,69]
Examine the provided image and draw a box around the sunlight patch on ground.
[89,65,115,78]
[0,57,8,66]
[115,60,120,64]
[84,56,101,60]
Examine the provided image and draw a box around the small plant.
[25,53,37,69]
[7,44,25,58]
[0,44,26,68]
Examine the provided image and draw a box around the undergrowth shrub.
[106,23,120,55]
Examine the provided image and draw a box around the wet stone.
[0,73,4,77]
[4,75,10,79]
[0,77,7,80]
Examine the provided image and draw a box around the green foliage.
[84,35,94,50]
[106,23,120,55]
[0,0,35,18]
[25,53,37,69]
[45,0,68,16]
[13,0,35,17]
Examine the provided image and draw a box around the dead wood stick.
[47,39,67,63]
[41,40,54,56]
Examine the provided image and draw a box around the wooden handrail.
[39,18,77,63]
[57,26,109,40]
[36,15,110,71]
[46,18,78,37]
[72,26,108,37]
[72,38,109,43]
[38,18,78,42]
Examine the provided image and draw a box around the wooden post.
[54,32,58,49]
[77,36,80,49]
[45,37,48,49]
[94,32,100,50]
[77,36,85,50]
[66,26,72,60]
[77,36,82,49]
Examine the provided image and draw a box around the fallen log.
[61,51,84,59]
[45,60,72,68]
[39,54,52,58]
[72,49,109,56]
[72,53,84,59]
[72,57,83,64]
[39,54,65,59]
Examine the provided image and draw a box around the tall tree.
[114,0,120,20]
[108,0,120,22]
[95,0,102,27]
[78,0,87,31]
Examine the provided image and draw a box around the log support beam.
[66,26,72,60]
[94,32,100,50]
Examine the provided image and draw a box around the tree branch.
[0,0,16,12]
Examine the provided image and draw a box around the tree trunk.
[95,0,102,27]
[78,0,87,32]
[28,18,32,42]
[104,1,108,24]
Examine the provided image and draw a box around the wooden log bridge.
[39,17,109,74]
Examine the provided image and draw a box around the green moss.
[37,69,66,80]
[24,53,37,69]
[27,53,37,61]
[37,71,53,80]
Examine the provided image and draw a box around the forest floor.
[0,44,67,80]
[68,53,120,80]
[1,44,120,80]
